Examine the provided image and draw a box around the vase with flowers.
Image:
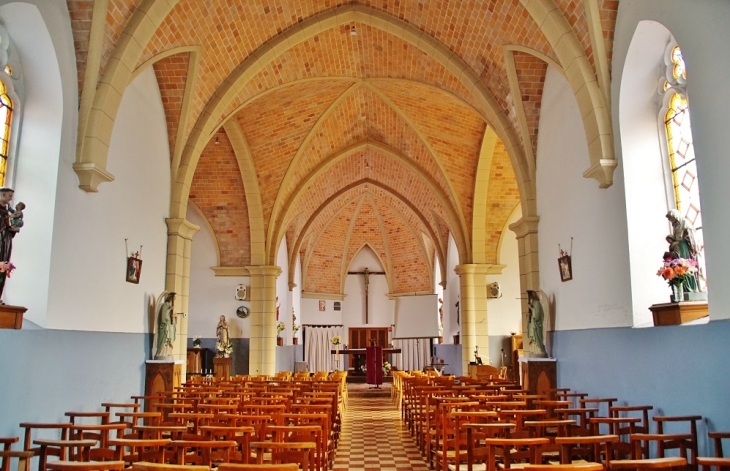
[657,257,698,302]
[292,322,300,345]
[276,321,285,346]
[192,336,201,348]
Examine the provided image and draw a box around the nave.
[332,388,428,471]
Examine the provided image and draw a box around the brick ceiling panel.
[67,0,95,94]
[152,52,190,158]
[235,80,351,226]
[373,80,485,227]
[285,150,450,240]
[555,0,592,70]
[600,0,618,77]
[370,196,432,293]
[300,188,365,258]
[431,211,451,259]
[358,0,556,113]
[102,0,142,77]
[342,197,390,280]
[484,140,521,263]
[189,130,250,267]
[304,197,357,294]
[513,51,548,159]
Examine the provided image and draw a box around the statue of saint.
[216,315,229,345]
[154,292,176,359]
[527,290,547,357]
[0,187,18,300]
[665,209,700,291]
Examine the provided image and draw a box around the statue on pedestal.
[0,187,20,301]
[527,290,547,358]
[154,292,176,360]
[665,209,701,292]
[216,315,232,357]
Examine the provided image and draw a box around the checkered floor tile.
[333,395,429,471]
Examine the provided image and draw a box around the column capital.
[245,265,282,277]
[166,218,200,240]
[509,216,540,238]
[454,263,499,276]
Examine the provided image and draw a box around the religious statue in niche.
[527,290,547,358]
[216,315,232,357]
[276,296,280,320]
[154,292,176,359]
[0,187,21,301]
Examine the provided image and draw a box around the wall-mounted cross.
[347,267,386,324]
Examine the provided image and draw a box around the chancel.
[0,2,729,470]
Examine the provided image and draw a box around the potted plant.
[292,322,300,345]
[276,321,285,346]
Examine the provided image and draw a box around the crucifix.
[347,267,386,324]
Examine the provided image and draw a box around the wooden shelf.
[650,301,708,326]
[0,304,27,329]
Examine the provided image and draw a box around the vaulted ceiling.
[69,0,618,295]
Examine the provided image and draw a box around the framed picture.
[334,301,341,311]
[126,257,142,284]
[558,255,572,282]
[319,300,326,311]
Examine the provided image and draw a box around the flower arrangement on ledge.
[292,322,300,337]
[276,321,286,337]
[382,361,391,376]
[657,257,698,286]
[192,336,201,348]
[330,335,342,346]
[0,261,16,277]
[216,340,232,357]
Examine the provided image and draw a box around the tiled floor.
[332,392,429,471]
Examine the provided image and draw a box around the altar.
[330,347,402,373]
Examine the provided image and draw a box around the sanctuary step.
[347,382,391,398]
[345,373,393,384]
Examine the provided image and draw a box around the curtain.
[392,338,430,372]
[304,325,343,373]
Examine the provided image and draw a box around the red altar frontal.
[330,347,402,386]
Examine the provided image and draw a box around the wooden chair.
[707,432,730,458]
[45,462,125,471]
[108,438,170,465]
[218,463,299,471]
[18,423,73,471]
[266,426,322,471]
[465,423,517,471]
[69,424,128,461]
[32,439,97,471]
[249,442,316,471]
[697,457,730,471]
[131,463,208,471]
[653,416,702,471]
[525,464,603,471]
[199,425,254,464]
[481,437,550,471]
[0,451,34,471]
[609,457,687,471]
[171,439,237,467]
[556,408,598,437]
[434,411,497,471]
[555,435,620,465]
[580,399,619,418]
[0,439,19,471]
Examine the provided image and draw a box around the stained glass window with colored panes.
[0,80,12,187]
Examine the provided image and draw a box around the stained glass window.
[0,79,12,187]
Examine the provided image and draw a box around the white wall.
[0,2,72,324]
[613,0,730,320]
[487,205,522,336]
[275,236,291,341]
[536,66,633,330]
[187,204,249,339]
[44,67,170,332]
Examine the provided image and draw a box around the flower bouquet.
[657,257,698,302]
[0,261,16,277]
[382,361,392,376]
[216,340,232,357]
[330,335,342,346]
[192,336,201,348]
[276,321,286,337]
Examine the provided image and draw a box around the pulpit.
[366,346,383,386]
[145,360,183,409]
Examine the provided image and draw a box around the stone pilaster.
[246,265,282,376]
[454,264,490,373]
[509,216,541,356]
[165,218,200,368]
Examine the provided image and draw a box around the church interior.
[1,0,730,468]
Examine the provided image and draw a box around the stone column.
[454,264,490,373]
[509,216,540,356]
[246,265,282,376]
[165,218,200,368]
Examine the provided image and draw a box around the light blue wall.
[553,319,730,456]
[0,329,147,437]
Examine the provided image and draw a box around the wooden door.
[348,327,388,372]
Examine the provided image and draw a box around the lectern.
[366,345,383,387]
